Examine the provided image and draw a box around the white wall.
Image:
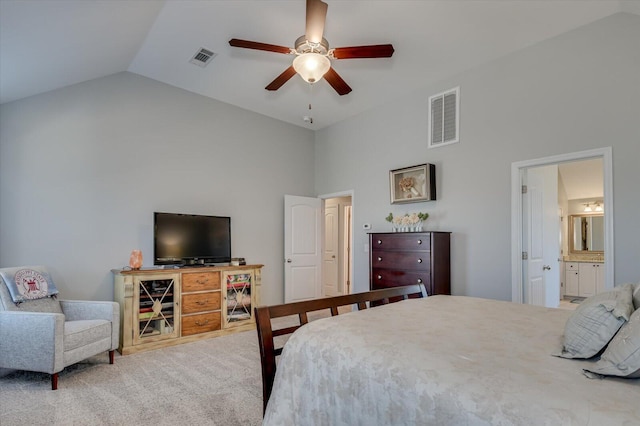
[315,13,640,300]
[0,72,315,305]
[2,14,639,306]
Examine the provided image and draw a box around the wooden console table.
[113,264,262,355]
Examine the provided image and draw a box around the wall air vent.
[189,48,216,67]
[428,86,460,148]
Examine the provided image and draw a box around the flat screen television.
[154,212,231,266]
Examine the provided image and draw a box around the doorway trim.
[511,147,613,303]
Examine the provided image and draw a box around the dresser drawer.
[182,272,221,292]
[371,250,431,271]
[182,292,221,314]
[565,262,579,271]
[371,234,431,251]
[181,312,221,336]
[371,268,431,292]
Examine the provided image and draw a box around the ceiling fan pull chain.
[304,88,314,125]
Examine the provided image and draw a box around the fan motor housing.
[295,36,329,55]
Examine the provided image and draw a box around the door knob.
[286,259,292,263]
[543,265,551,271]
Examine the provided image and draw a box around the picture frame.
[389,163,436,204]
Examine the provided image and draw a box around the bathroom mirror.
[569,214,604,253]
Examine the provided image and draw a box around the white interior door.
[523,165,560,307]
[284,195,322,303]
[323,204,339,296]
[511,148,614,304]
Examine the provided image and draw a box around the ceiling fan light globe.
[293,53,330,83]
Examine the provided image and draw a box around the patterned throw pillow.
[0,268,59,304]
[557,283,634,359]
[584,308,640,378]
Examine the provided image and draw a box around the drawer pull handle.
[377,275,382,280]
[417,239,422,245]
[196,279,207,284]
[377,257,382,261]
[196,300,208,305]
[377,240,382,245]
[417,258,422,263]
[417,278,423,284]
[195,319,210,327]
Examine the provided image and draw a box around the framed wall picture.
[389,163,436,204]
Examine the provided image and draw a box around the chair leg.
[51,373,58,390]
[109,350,115,364]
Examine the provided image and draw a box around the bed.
[261,294,640,425]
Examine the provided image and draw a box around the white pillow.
[557,283,634,359]
[584,308,640,378]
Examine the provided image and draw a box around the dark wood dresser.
[369,232,451,296]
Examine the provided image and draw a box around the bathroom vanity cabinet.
[564,261,604,298]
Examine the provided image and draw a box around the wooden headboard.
[254,284,428,413]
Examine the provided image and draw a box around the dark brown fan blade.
[332,44,395,59]
[305,0,328,44]
[324,67,352,96]
[265,66,297,91]
[229,39,292,54]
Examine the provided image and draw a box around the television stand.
[113,264,263,355]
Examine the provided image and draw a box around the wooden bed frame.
[254,284,427,413]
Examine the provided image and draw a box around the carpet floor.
[0,329,263,426]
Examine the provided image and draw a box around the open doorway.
[322,194,353,296]
[511,147,613,305]
[283,192,353,303]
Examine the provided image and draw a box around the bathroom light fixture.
[583,203,592,212]
[594,202,603,212]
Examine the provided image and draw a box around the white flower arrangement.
[385,212,429,232]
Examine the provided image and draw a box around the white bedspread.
[263,296,640,425]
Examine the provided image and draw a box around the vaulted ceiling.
[1,1,639,129]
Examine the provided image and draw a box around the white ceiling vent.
[428,86,459,148]
[189,48,216,67]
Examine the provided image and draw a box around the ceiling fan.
[229,0,394,96]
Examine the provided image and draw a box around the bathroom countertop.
[563,256,604,263]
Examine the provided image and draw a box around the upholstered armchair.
[0,266,119,389]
